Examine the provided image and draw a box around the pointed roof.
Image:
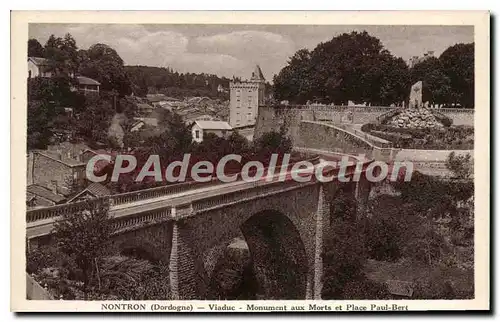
[250,65,265,81]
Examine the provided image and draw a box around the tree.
[274,31,409,105]
[254,127,292,156]
[75,95,115,145]
[28,38,44,57]
[44,33,79,78]
[439,43,474,108]
[273,49,314,103]
[53,199,112,299]
[410,57,452,106]
[322,188,373,299]
[78,43,132,96]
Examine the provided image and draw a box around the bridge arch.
[169,184,321,299]
[240,209,308,299]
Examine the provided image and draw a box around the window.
[28,70,32,78]
[195,130,200,139]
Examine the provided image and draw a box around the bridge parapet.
[191,179,315,214]
[26,198,106,223]
[110,179,221,206]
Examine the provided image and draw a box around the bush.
[363,215,404,261]
[446,152,473,179]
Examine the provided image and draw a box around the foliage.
[44,33,79,77]
[321,186,381,299]
[254,127,293,158]
[125,65,231,99]
[27,100,59,149]
[26,244,62,275]
[439,43,474,108]
[52,198,112,298]
[274,31,410,105]
[28,38,45,57]
[411,43,474,108]
[78,43,132,96]
[75,95,116,145]
[93,256,171,300]
[274,31,473,107]
[446,152,473,179]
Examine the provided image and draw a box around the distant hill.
[125,65,231,100]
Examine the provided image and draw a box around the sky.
[29,24,474,81]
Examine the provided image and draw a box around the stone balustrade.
[26,198,107,223]
[26,156,321,237]
[109,179,218,206]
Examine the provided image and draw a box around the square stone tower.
[229,65,266,128]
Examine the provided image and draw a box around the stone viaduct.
[26,156,373,300]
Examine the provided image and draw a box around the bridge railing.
[26,198,107,223]
[109,179,219,206]
[270,104,397,112]
[191,178,312,213]
[109,156,320,206]
[110,208,173,231]
[27,156,321,224]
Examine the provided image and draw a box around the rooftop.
[250,64,265,81]
[67,182,111,203]
[27,184,66,204]
[194,120,233,131]
[28,57,49,66]
[76,76,101,86]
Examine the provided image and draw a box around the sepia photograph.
[11,11,490,312]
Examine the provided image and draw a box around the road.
[27,158,362,239]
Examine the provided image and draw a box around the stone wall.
[254,106,474,139]
[31,152,85,194]
[26,273,54,300]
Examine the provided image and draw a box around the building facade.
[229,65,266,128]
[27,151,87,197]
[408,50,435,68]
[28,57,53,78]
[191,120,233,143]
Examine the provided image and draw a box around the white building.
[28,57,52,78]
[229,65,266,128]
[191,120,233,143]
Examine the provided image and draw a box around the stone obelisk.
[408,81,423,109]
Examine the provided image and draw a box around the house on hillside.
[27,150,87,197]
[67,182,111,203]
[28,57,53,78]
[26,184,67,209]
[75,76,100,94]
[191,120,232,143]
[184,114,216,126]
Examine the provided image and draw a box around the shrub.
[446,152,473,179]
[433,112,453,127]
